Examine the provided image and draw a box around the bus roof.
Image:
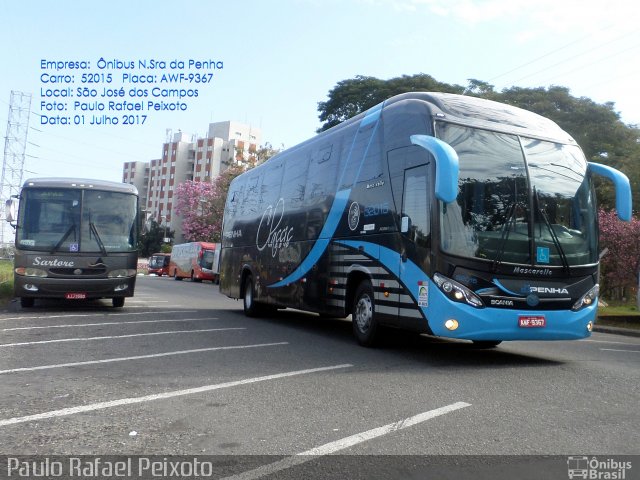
[385,92,576,144]
[22,177,138,195]
[258,92,577,171]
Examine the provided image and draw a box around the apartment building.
[122,121,262,243]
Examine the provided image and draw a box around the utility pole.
[1,91,32,250]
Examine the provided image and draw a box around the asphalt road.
[0,275,638,478]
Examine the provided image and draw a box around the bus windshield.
[436,123,598,267]
[200,250,215,270]
[17,188,138,253]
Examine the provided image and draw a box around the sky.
[1,0,639,185]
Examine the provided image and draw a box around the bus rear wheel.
[112,297,125,308]
[243,276,260,317]
[173,270,182,281]
[352,280,380,347]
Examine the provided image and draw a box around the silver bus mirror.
[5,198,17,223]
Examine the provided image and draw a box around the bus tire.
[20,297,35,308]
[173,270,182,281]
[471,340,502,348]
[243,275,260,317]
[352,280,380,347]
[191,271,202,282]
[112,297,125,308]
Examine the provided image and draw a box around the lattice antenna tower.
[1,91,32,246]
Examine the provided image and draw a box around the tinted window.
[402,165,430,247]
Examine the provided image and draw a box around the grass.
[597,301,640,330]
[0,259,14,307]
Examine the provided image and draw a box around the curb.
[593,324,640,338]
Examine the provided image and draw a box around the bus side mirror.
[588,162,632,221]
[5,198,17,223]
[410,134,459,203]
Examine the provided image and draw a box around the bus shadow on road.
[225,308,566,369]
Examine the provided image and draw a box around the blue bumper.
[425,283,595,341]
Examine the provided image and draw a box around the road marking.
[0,342,289,374]
[0,328,245,348]
[0,310,198,322]
[0,364,353,427]
[600,348,640,353]
[222,402,471,480]
[584,339,640,346]
[1,317,220,332]
[125,300,170,303]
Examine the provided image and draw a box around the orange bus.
[169,242,220,282]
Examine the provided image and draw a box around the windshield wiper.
[534,188,569,272]
[89,221,108,256]
[51,224,76,254]
[492,201,518,272]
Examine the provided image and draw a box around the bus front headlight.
[15,267,48,277]
[572,284,599,311]
[433,273,484,309]
[108,269,137,278]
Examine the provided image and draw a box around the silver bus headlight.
[108,269,137,278]
[572,284,599,311]
[433,273,484,309]
[15,267,48,277]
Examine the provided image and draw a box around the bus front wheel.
[352,280,380,347]
[112,297,125,308]
[20,297,35,308]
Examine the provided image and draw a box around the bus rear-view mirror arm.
[410,134,459,203]
[588,162,632,221]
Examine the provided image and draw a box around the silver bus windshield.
[436,123,598,267]
[16,188,138,254]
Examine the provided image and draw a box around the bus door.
[387,146,432,329]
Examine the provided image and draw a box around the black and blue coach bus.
[6,178,139,308]
[219,92,632,347]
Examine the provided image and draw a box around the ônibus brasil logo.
[567,456,632,479]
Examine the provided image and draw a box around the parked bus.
[147,252,171,276]
[6,178,139,308]
[219,92,632,347]
[169,242,220,282]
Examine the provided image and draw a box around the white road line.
[584,339,640,346]
[0,364,353,427]
[0,342,289,374]
[0,310,198,322]
[222,402,471,480]
[0,328,245,348]
[1,317,219,332]
[600,348,640,353]
[126,305,189,309]
[125,300,170,303]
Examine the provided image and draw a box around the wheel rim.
[245,280,253,309]
[355,294,372,333]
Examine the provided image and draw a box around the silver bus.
[6,178,139,308]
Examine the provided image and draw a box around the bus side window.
[402,165,431,248]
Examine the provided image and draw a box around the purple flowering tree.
[598,208,640,301]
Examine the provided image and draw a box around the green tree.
[317,74,464,132]
[138,220,174,257]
